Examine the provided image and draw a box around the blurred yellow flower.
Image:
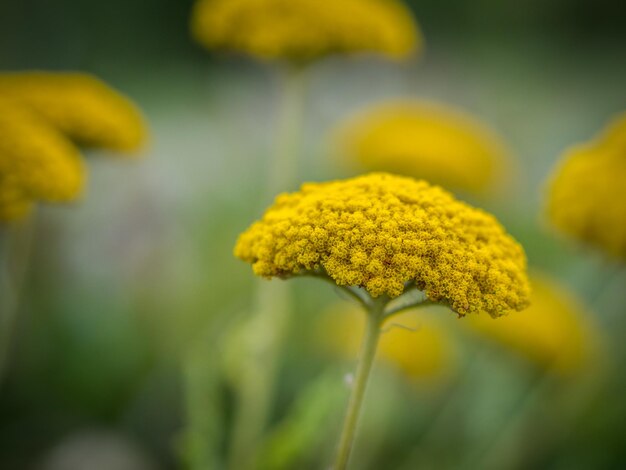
[598,112,626,152]
[0,192,34,222]
[333,100,511,194]
[319,302,456,382]
[191,0,421,63]
[546,112,626,259]
[0,72,148,222]
[0,99,84,222]
[465,273,602,375]
[235,173,530,317]
[0,72,147,153]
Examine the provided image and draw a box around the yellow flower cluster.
[319,303,455,382]
[191,0,420,63]
[334,100,510,194]
[466,273,602,375]
[0,99,84,221]
[546,112,626,259]
[0,72,148,222]
[235,173,531,317]
[0,72,146,152]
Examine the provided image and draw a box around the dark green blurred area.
[0,0,625,469]
[1,0,625,70]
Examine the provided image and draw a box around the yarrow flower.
[0,72,148,222]
[319,303,456,382]
[0,72,147,152]
[466,273,603,375]
[236,173,531,469]
[333,100,511,194]
[191,0,421,63]
[546,112,626,259]
[0,98,84,221]
[235,173,530,317]
[198,4,421,460]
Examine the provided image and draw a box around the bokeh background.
[1,0,625,469]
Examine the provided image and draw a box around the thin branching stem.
[297,269,372,309]
[332,283,434,469]
[333,297,385,470]
[384,298,437,318]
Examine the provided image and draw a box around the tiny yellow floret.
[0,98,84,222]
[191,0,421,63]
[546,112,626,259]
[334,100,511,194]
[466,273,603,375]
[235,173,530,317]
[0,72,147,152]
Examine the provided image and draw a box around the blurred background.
[0,0,625,469]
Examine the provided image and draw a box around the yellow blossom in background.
[333,100,511,194]
[191,0,421,63]
[235,173,531,317]
[0,191,33,222]
[0,72,147,152]
[597,112,626,152]
[546,112,626,259]
[318,302,455,382]
[0,72,148,223]
[0,99,84,222]
[465,273,603,375]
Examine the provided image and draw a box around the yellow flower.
[0,192,33,222]
[0,72,147,152]
[333,100,511,194]
[319,302,456,382]
[191,0,421,63]
[465,273,603,375]
[0,99,84,222]
[546,113,626,259]
[598,112,626,152]
[234,173,531,317]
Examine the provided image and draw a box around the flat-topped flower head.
[546,112,626,259]
[466,273,603,375]
[0,98,84,222]
[333,100,511,194]
[191,0,421,64]
[0,72,147,152]
[319,302,456,383]
[235,173,530,317]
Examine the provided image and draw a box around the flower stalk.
[334,296,385,470]
[0,215,37,386]
[267,66,306,196]
[234,172,532,468]
[228,66,307,470]
[331,286,438,470]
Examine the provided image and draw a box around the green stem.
[298,270,371,309]
[266,65,306,197]
[228,281,290,470]
[0,215,36,386]
[228,65,307,470]
[183,344,222,470]
[333,299,385,470]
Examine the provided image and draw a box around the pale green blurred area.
[1,0,626,468]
